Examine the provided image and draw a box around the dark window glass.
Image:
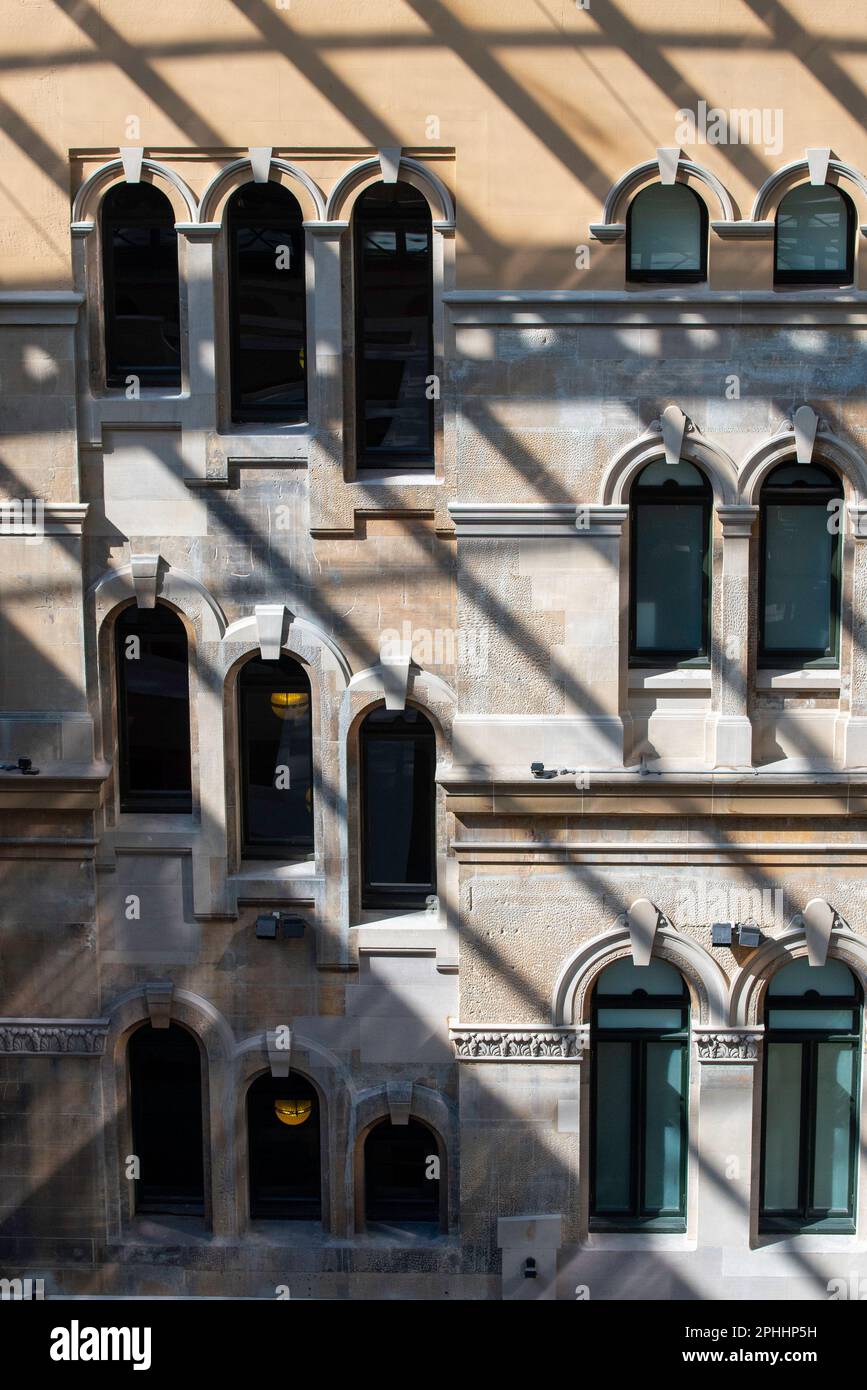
[630,458,712,665]
[354,180,434,467]
[361,706,436,908]
[759,462,842,666]
[591,959,689,1232]
[247,1072,321,1220]
[239,655,313,858]
[116,604,192,813]
[760,959,861,1233]
[775,184,855,287]
[129,1024,204,1216]
[228,182,307,423]
[626,183,708,283]
[101,182,181,388]
[364,1120,440,1225]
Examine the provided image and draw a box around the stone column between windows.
[843,503,867,767]
[712,506,759,768]
[175,223,220,483]
[305,221,348,532]
[694,1027,763,1251]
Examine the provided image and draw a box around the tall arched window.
[626,183,708,283]
[759,462,842,666]
[227,182,307,423]
[101,182,181,389]
[239,655,313,859]
[591,959,689,1231]
[128,1024,205,1216]
[247,1072,321,1220]
[774,184,856,287]
[353,180,434,468]
[360,706,436,908]
[761,958,861,1232]
[364,1119,442,1228]
[629,458,712,666]
[115,603,192,813]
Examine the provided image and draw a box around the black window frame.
[758,460,843,668]
[100,181,182,390]
[625,182,709,285]
[247,1070,322,1222]
[115,601,193,815]
[238,654,314,861]
[360,704,437,910]
[773,183,856,288]
[128,1023,206,1218]
[628,459,713,668]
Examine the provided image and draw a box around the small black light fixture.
[0,757,40,776]
[712,922,734,947]
[523,1257,537,1280]
[736,920,762,949]
[255,911,307,940]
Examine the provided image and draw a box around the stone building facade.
[2,0,867,1300]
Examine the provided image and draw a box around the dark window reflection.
[626,183,708,283]
[775,184,855,286]
[629,458,712,665]
[760,462,842,664]
[116,604,192,813]
[361,706,436,908]
[129,1024,205,1216]
[101,182,181,388]
[248,1072,321,1220]
[354,181,434,466]
[228,182,307,422]
[239,655,313,858]
[365,1120,440,1225]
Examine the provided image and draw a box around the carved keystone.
[660,404,688,467]
[806,147,831,186]
[802,898,838,967]
[267,1028,292,1078]
[378,147,402,183]
[255,604,287,661]
[626,897,664,967]
[249,147,273,183]
[120,147,144,183]
[144,980,173,1029]
[131,553,160,608]
[793,405,819,464]
[387,1081,413,1125]
[656,147,681,185]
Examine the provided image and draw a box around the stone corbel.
[119,147,144,183]
[130,553,160,609]
[387,1081,413,1125]
[144,980,173,1029]
[255,603,289,660]
[797,898,842,967]
[267,1028,292,1078]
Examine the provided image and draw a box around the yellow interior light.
[274,1098,312,1126]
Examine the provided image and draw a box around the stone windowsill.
[352,469,440,486]
[755,669,841,691]
[581,1232,697,1251]
[628,668,713,693]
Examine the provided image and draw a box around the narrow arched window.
[360,706,436,908]
[247,1072,321,1220]
[128,1024,205,1216]
[626,183,708,283]
[774,184,855,287]
[227,182,307,423]
[239,655,313,858]
[761,958,861,1232]
[759,462,842,666]
[115,603,192,813]
[101,182,181,388]
[364,1119,442,1227]
[629,458,712,666]
[354,181,434,468]
[591,959,689,1231]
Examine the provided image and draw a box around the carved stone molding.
[0,1019,109,1055]
[450,1023,588,1062]
[694,1028,763,1064]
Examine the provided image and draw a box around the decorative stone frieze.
[0,1020,109,1055]
[694,1028,763,1064]
[450,1023,587,1061]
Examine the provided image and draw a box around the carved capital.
[450,1023,587,1062]
[0,1019,109,1055]
[694,1028,763,1064]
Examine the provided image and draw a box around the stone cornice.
[0,291,84,324]
[450,1023,588,1062]
[0,1019,109,1055]
[448,502,628,539]
[716,503,759,538]
[694,1028,764,1064]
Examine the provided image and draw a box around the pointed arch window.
[247,1072,321,1220]
[227,182,307,423]
[115,603,192,813]
[353,180,434,467]
[239,655,313,859]
[360,705,436,908]
[101,182,181,388]
[626,183,708,283]
[591,958,689,1231]
[128,1024,205,1216]
[774,184,856,287]
[759,461,842,666]
[629,458,712,666]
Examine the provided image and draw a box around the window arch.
[760,957,862,1232]
[629,458,712,666]
[238,654,313,859]
[591,958,689,1231]
[626,183,708,284]
[360,705,436,908]
[101,182,181,389]
[227,181,307,423]
[353,180,434,468]
[774,183,856,287]
[115,603,192,813]
[247,1071,321,1220]
[128,1024,205,1216]
[363,1118,442,1228]
[759,461,843,667]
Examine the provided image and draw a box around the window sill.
[353,469,440,486]
[234,859,318,879]
[582,1231,695,1251]
[755,669,841,691]
[628,668,712,692]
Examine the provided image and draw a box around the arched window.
[360,706,436,908]
[761,958,861,1232]
[247,1072,321,1220]
[353,180,434,468]
[591,958,689,1231]
[128,1024,205,1216]
[101,182,181,389]
[227,182,307,423]
[759,462,842,667]
[629,458,712,666]
[238,655,313,859]
[774,184,856,287]
[364,1119,442,1228]
[626,183,708,284]
[115,603,192,813]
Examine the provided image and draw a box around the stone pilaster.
[711,505,758,767]
[694,1027,763,1250]
[843,503,867,767]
